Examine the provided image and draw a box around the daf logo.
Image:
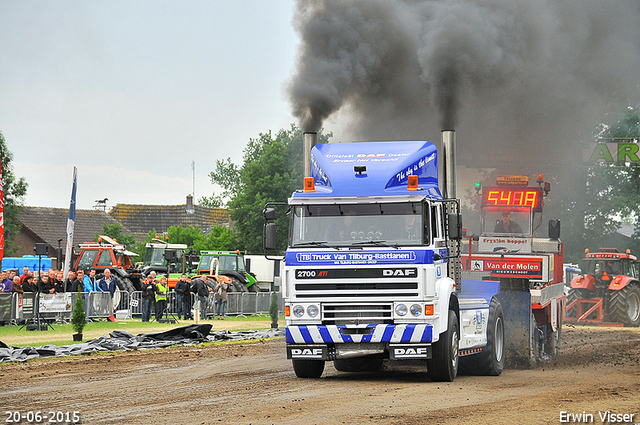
[291,348,323,357]
[394,347,427,356]
[383,269,416,277]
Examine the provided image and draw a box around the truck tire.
[427,310,459,382]
[566,288,593,319]
[292,359,325,378]
[333,356,384,373]
[608,284,640,327]
[461,297,504,376]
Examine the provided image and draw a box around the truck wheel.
[608,285,640,327]
[463,297,504,376]
[292,359,325,378]
[566,288,592,319]
[427,310,459,382]
[334,356,384,372]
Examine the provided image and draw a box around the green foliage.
[553,107,640,262]
[129,229,158,259]
[167,224,238,251]
[71,287,87,334]
[0,131,28,255]
[97,222,136,248]
[198,195,222,208]
[205,124,332,253]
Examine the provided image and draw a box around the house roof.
[18,207,129,249]
[107,202,230,235]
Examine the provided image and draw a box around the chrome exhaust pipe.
[303,131,318,178]
[441,130,457,199]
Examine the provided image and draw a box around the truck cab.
[265,137,472,381]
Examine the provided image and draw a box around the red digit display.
[482,187,542,211]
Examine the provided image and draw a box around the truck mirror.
[448,213,463,241]
[264,222,278,250]
[549,219,560,240]
[264,208,277,222]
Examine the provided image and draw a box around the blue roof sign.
[293,141,441,198]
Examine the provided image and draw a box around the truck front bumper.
[285,324,433,344]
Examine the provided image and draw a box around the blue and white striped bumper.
[285,324,433,344]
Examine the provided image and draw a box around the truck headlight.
[307,304,319,318]
[292,305,305,318]
[410,304,422,317]
[395,304,408,317]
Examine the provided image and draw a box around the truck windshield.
[290,202,427,247]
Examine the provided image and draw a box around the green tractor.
[197,250,259,292]
[142,239,199,288]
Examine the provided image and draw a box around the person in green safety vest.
[155,275,169,321]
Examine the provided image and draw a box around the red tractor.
[74,235,143,293]
[567,248,640,327]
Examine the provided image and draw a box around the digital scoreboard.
[481,187,543,212]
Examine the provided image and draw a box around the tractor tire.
[247,281,260,293]
[566,288,593,319]
[114,276,136,294]
[608,284,640,327]
[427,310,459,382]
[334,356,384,373]
[292,359,325,379]
[228,276,247,293]
[460,297,504,376]
[114,276,126,291]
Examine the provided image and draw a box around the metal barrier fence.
[0,290,284,325]
[127,291,284,319]
[0,291,117,325]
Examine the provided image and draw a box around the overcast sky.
[0,1,301,210]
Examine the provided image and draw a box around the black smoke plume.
[287,0,640,168]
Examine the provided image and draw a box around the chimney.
[186,194,195,214]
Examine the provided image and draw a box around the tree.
[0,131,28,255]
[71,286,87,338]
[554,107,640,262]
[166,224,238,251]
[204,124,332,253]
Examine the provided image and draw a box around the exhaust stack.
[441,130,457,199]
[303,131,318,178]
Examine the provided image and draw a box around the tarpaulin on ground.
[0,324,285,362]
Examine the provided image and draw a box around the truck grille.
[294,281,418,298]
[322,303,392,325]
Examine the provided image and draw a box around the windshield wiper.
[351,240,399,249]
[292,241,340,250]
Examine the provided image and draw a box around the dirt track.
[1,325,639,425]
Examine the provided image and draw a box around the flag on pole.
[63,167,77,280]
[0,157,4,262]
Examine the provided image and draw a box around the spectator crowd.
[1,266,230,322]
